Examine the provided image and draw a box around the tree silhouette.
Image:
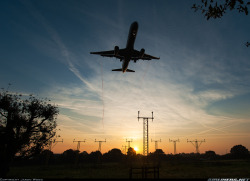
[192,0,250,46]
[62,149,80,164]
[127,147,136,157]
[204,150,217,160]
[230,144,249,159]
[89,150,102,164]
[103,148,124,162]
[0,89,59,177]
[79,151,89,163]
[154,149,165,155]
[36,149,54,165]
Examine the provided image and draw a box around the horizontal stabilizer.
[112,69,123,71]
[112,68,135,72]
[126,69,135,72]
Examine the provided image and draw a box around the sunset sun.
[134,147,139,152]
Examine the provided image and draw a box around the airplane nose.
[132,21,138,28]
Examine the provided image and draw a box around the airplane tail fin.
[112,68,135,72]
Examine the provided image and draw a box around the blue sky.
[1,0,250,154]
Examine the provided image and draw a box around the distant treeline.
[12,145,250,166]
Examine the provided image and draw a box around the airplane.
[90,21,160,73]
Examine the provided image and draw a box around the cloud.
[22,0,100,95]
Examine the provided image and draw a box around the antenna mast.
[138,111,154,156]
[151,139,161,151]
[122,145,128,155]
[169,139,180,154]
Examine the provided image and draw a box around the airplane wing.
[90,50,124,59]
[131,50,160,61]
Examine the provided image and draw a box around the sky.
[1,0,250,155]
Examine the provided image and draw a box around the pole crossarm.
[73,139,86,151]
[187,139,205,153]
[48,138,63,151]
[95,139,106,152]
[126,138,133,149]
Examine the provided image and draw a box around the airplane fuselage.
[121,21,138,72]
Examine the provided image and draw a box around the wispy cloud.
[22,0,100,95]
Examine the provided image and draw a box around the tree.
[79,151,89,163]
[154,149,165,155]
[204,150,217,160]
[35,149,54,165]
[89,151,102,164]
[126,147,137,165]
[127,147,136,157]
[103,148,124,162]
[0,89,59,177]
[230,144,249,158]
[62,149,80,164]
[192,0,250,46]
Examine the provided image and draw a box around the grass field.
[7,160,250,179]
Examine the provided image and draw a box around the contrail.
[22,0,99,94]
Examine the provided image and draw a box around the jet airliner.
[90,21,160,73]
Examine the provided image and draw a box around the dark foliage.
[192,0,250,46]
[192,0,250,20]
[10,144,250,169]
[103,148,124,162]
[230,144,249,158]
[62,149,80,164]
[0,89,58,177]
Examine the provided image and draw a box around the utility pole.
[187,139,205,153]
[73,139,86,151]
[126,138,133,149]
[122,145,127,154]
[95,139,106,153]
[138,111,154,156]
[169,139,179,155]
[48,138,63,151]
[151,139,161,151]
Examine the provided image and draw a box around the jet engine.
[114,46,119,56]
[140,48,145,58]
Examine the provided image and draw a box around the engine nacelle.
[140,48,145,58]
[114,46,119,56]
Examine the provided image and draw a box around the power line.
[187,139,205,153]
[138,111,154,156]
[169,139,180,155]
